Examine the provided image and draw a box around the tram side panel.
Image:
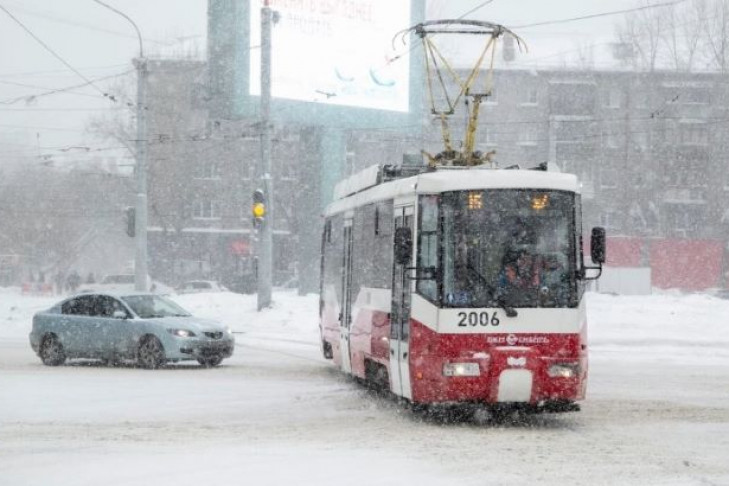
[348,201,396,380]
[320,203,396,380]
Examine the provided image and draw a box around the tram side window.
[375,203,393,237]
[322,215,344,308]
[350,205,371,306]
[418,195,439,302]
[370,201,394,289]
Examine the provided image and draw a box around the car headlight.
[548,362,580,378]
[226,326,233,334]
[167,329,196,338]
[443,362,480,377]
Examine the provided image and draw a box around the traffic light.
[125,206,135,237]
[252,189,266,228]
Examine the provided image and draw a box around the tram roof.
[325,167,581,217]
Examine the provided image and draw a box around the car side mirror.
[112,310,128,319]
[590,227,606,265]
[394,227,412,266]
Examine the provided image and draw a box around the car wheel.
[137,336,166,369]
[197,355,223,367]
[40,335,66,366]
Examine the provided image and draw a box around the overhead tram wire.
[457,0,497,20]
[0,1,170,46]
[0,107,126,112]
[389,0,689,68]
[0,3,116,101]
[0,63,129,79]
[511,0,689,29]
[0,79,102,99]
[0,123,87,132]
[0,70,134,105]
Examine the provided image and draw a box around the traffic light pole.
[257,3,274,310]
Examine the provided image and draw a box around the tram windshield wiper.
[466,263,518,317]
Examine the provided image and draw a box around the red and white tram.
[319,164,605,413]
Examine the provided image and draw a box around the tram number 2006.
[457,311,500,327]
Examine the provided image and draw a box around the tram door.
[339,218,354,374]
[390,206,414,399]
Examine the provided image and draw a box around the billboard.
[249,0,411,113]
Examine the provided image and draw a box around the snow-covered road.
[1,290,728,485]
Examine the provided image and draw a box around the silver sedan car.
[29,292,235,368]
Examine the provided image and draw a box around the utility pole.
[134,57,149,292]
[258,1,274,310]
[92,0,148,292]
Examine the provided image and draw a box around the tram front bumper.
[410,352,583,405]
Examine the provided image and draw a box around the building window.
[600,167,618,189]
[521,86,538,105]
[192,199,220,220]
[599,210,621,232]
[683,89,710,105]
[680,125,708,146]
[604,131,620,149]
[517,124,539,146]
[633,131,649,150]
[195,161,221,180]
[520,144,539,164]
[483,126,498,146]
[669,210,698,234]
[602,88,621,109]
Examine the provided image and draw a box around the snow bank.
[2,288,728,361]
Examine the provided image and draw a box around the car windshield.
[121,295,191,319]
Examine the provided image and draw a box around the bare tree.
[0,160,132,277]
[704,0,729,72]
[615,0,711,72]
[615,0,665,71]
[86,77,136,157]
[661,0,707,71]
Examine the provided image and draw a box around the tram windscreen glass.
[441,190,577,308]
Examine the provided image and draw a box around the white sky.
[0,0,638,153]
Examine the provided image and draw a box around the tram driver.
[499,249,541,291]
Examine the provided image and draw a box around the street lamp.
[92,0,148,292]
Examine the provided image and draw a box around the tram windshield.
[421,190,578,308]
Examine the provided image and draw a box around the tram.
[319,19,604,413]
[319,163,604,413]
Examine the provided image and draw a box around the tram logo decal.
[485,335,550,345]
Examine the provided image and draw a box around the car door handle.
[402,352,408,359]
[390,349,395,355]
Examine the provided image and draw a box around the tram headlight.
[548,362,580,378]
[443,362,480,377]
